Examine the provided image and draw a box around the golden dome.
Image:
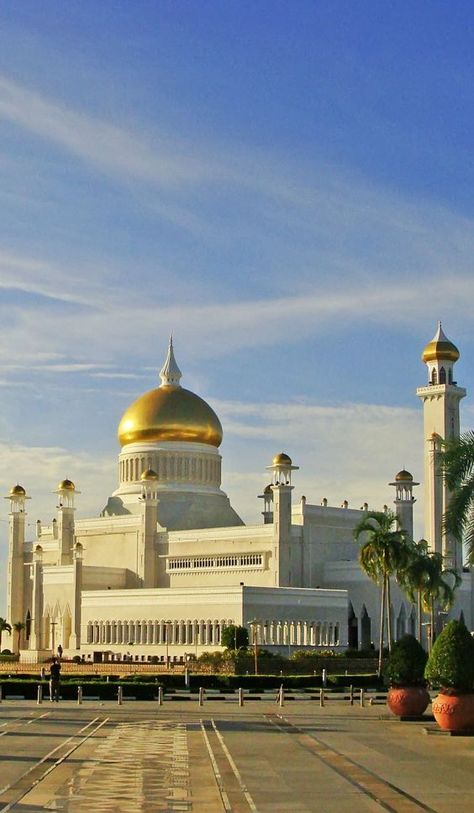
[118,386,223,448]
[9,484,25,496]
[140,468,159,481]
[272,452,292,466]
[422,323,459,363]
[58,478,75,491]
[395,469,413,482]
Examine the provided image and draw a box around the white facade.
[4,328,474,661]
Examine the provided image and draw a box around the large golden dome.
[117,340,223,448]
[422,322,459,363]
[118,385,222,447]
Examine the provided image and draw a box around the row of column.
[86,618,341,648]
[87,618,231,646]
[252,620,340,647]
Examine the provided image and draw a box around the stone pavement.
[0,700,472,812]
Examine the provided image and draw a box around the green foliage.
[442,431,474,564]
[221,624,249,650]
[425,620,474,691]
[383,635,427,687]
[290,649,336,660]
[354,510,409,586]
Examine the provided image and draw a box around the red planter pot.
[431,692,474,732]
[387,686,430,718]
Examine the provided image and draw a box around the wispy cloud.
[0,76,226,190]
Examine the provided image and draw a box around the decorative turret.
[267,452,299,486]
[6,483,29,513]
[389,468,419,538]
[258,483,273,524]
[421,322,460,386]
[159,336,182,386]
[140,468,159,501]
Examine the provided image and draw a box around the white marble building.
[5,328,474,662]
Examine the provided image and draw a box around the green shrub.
[383,635,427,687]
[425,620,474,692]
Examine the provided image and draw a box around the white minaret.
[55,479,78,566]
[266,453,299,586]
[4,484,30,651]
[416,323,466,568]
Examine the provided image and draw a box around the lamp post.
[165,621,171,668]
[250,620,258,675]
[50,620,57,655]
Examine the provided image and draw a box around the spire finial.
[159,336,182,386]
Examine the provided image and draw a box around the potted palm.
[425,620,474,732]
[384,634,429,717]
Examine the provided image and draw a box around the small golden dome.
[118,385,223,448]
[422,323,459,363]
[395,469,413,482]
[58,478,75,491]
[140,468,159,481]
[272,452,292,466]
[9,484,25,497]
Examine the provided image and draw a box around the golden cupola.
[117,338,223,448]
[422,322,460,363]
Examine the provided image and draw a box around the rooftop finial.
[159,335,182,386]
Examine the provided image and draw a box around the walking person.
[49,657,61,702]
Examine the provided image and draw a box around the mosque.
[5,326,474,662]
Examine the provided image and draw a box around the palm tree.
[420,553,460,651]
[12,621,25,654]
[397,539,432,642]
[442,430,474,564]
[354,510,410,675]
[0,618,12,652]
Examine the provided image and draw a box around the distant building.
[5,328,473,661]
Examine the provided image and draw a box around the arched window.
[431,368,437,385]
[439,367,446,384]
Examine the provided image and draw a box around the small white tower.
[258,483,274,524]
[266,453,299,586]
[389,469,419,539]
[138,468,159,587]
[55,479,79,566]
[417,323,466,568]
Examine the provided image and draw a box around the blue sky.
[1,2,474,611]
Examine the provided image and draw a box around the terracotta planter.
[387,686,430,718]
[431,692,474,732]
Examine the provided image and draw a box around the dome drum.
[118,443,222,493]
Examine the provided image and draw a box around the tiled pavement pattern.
[46,720,190,812]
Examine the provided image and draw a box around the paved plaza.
[0,699,473,812]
